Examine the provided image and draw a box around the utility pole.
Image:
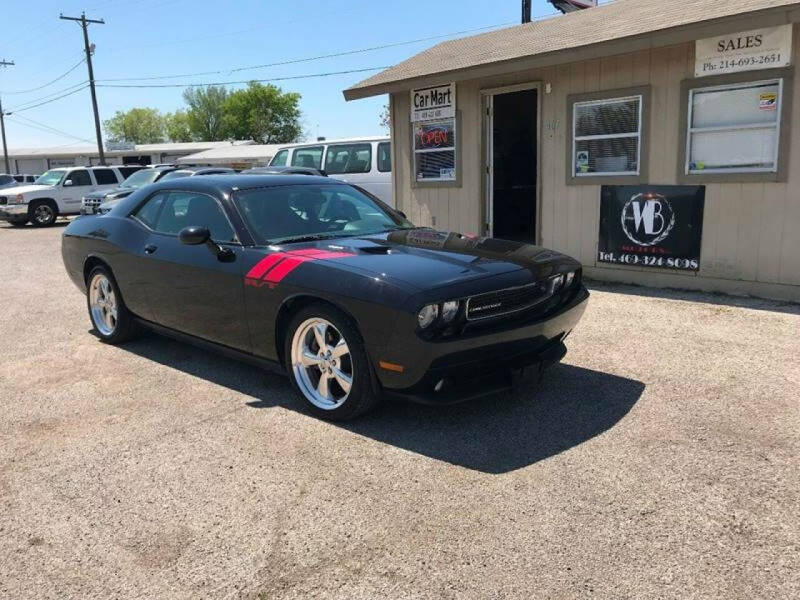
[60,12,106,165]
[0,59,13,174]
[522,0,532,23]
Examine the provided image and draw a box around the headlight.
[549,273,566,293]
[441,300,459,322]
[564,271,575,288]
[417,304,439,328]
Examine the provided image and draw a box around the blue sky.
[0,0,564,149]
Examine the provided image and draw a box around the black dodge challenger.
[62,175,589,420]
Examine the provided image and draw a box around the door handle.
[144,244,158,254]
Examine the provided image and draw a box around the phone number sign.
[695,24,792,77]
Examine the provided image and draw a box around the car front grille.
[83,197,102,207]
[0,196,7,205]
[466,281,551,321]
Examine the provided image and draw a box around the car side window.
[132,192,168,228]
[92,168,118,185]
[325,144,372,174]
[271,149,288,166]
[153,192,235,242]
[291,146,323,169]
[377,142,391,172]
[66,169,92,186]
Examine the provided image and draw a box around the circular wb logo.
[620,192,676,246]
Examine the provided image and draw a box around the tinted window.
[12,175,23,183]
[66,169,92,186]
[325,144,372,175]
[118,166,143,178]
[291,146,323,169]
[153,192,235,242]
[234,184,410,244]
[377,142,391,172]
[133,192,167,229]
[26,176,36,182]
[270,149,288,166]
[92,168,118,185]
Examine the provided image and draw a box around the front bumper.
[378,286,589,404]
[0,204,29,221]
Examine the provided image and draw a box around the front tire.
[284,304,379,420]
[29,201,57,227]
[86,266,139,344]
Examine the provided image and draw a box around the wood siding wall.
[390,25,800,300]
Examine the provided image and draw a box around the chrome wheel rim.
[290,317,352,410]
[89,273,118,336]
[33,205,53,224]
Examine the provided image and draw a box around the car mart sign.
[410,83,455,122]
[695,24,792,77]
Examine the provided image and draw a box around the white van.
[269,136,392,206]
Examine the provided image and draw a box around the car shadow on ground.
[119,332,644,474]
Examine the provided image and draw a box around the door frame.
[480,81,542,243]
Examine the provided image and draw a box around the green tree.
[182,85,229,141]
[103,108,165,143]
[164,110,193,142]
[221,82,302,144]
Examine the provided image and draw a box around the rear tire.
[284,303,379,420]
[29,200,57,227]
[86,266,139,344]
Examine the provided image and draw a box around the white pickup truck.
[0,166,127,227]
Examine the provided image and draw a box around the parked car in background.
[62,174,588,420]
[95,167,236,214]
[81,166,178,215]
[269,137,392,205]
[241,166,326,176]
[1,174,39,188]
[158,166,235,181]
[0,166,128,226]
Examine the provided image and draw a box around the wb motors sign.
[695,25,792,77]
[410,83,455,122]
[598,185,705,271]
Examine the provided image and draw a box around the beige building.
[345,0,800,302]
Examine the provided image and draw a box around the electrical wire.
[96,66,391,89]
[96,22,518,83]
[7,84,89,113]
[3,56,86,95]
[9,114,94,143]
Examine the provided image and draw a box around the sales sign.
[598,185,705,271]
[410,83,455,122]
[695,24,792,77]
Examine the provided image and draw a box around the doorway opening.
[485,85,538,243]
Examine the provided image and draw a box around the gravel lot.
[0,221,798,599]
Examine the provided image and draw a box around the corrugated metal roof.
[345,0,800,99]
[7,140,255,159]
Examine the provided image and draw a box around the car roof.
[145,174,341,196]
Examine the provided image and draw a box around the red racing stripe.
[246,253,285,280]
[264,255,313,283]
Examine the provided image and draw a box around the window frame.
[677,68,793,184]
[65,168,93,187]
[91,167,119,185]
[411,110,462,188]
[129,189,240,245]
[565,85,651,186]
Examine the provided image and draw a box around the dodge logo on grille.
[471,302,502,312]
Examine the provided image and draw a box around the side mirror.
[63,179,74,187]
[179,225,210,245]
[396,210,407,219]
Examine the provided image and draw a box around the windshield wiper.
[273,232,351,245]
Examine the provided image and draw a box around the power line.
[8,114,94,143]
[3,56,86,95]
[7,84,89,114]
[96,66,391,89]
[7,81,89,112]
[96,22,518,83]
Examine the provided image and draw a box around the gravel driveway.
[1,221,798,599]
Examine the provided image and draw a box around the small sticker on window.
[759,92,777,110]
[439,168,455,179]
[576,150,590,173]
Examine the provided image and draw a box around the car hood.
[273,229,579,291]
[0,184,53,195]
[84,186,133,199]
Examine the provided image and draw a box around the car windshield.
[121,169,162,189]
[159,170,193,181]
[233,183,412,244]
[35,170,66,186]
[0,175,14,185]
